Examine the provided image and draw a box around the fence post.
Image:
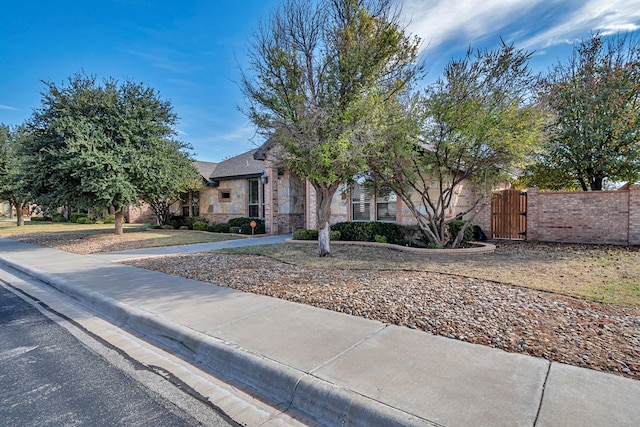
[526,188,539,242]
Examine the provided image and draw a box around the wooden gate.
[491,190,527,240]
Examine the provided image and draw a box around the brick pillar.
[629,185,640,245]
[526,188,539,241]
[263,166,275,234]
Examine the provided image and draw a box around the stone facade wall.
[525,186,638,245]
[199,179,250,224]
[261,156,307,234]
[305,178,490,231]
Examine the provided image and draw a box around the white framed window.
[376,188,397,222]
[351,182,371,221]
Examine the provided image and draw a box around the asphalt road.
[0,284,236,427]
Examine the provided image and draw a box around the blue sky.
[2,1,640,163]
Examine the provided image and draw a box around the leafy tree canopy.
[0,124,31,226]
[535,33,640,190]
[22,72,196,234]
[241,0,423,256]
[368,42,544,248]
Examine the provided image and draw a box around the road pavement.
[0,283,234,427]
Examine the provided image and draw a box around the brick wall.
[525,186,639,245]
[126,203,157,224]
[630,186,640,245]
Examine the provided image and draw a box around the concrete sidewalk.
[0,237,638,426]
[90,233,292,262]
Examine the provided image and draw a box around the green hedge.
[51,213,67,222]
[446,220,474,246]
[227,217,266,234]
[70,213,88,223]
[330,221,406,245]
[166,215,208,230]
[208,223,230,233]
[293,229,341,241]
[192,221,209,231]
[30,216,52,222]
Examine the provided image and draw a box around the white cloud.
[401,0,640,54]
[519,0,640,49]
[0,104,18,111]
[401,0,547,52]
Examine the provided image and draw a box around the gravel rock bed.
[125,252,640,381]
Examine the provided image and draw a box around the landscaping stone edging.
[286,239,496,254]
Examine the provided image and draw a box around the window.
[181,191,199,217]
[218,189,231,202]
[248,179,264,218]
[376,188,397,222]
[351,182,371,221]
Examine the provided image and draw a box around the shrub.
[293,229,318,240]
[293,229,341,240]
[228,217,266,234]
[208,223,230,233]
[331,222,405,245]
[76,216,92,224]
[447,220,475,246]
[167,215,206,230]
[30,216,51,222]
[229,226,241,234]
[51,213,67,222]
[374,234,387,243]
[192,221,209,231]
[70,212,88,223]
[103,214,116,224]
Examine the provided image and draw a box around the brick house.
[182,145,491,234]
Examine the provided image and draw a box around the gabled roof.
[208,149,264,183]
[193,160,218,184]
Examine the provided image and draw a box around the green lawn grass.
[0,220,240,250]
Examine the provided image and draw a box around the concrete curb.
[0,256,432,426]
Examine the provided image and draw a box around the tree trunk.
[315,184,338,257]
[590,176,604,191]
[15,201,24,227]
[114,208,124,235]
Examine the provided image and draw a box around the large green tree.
[241,0,422,256]
[0,124,30,226]
[23,73,196,234]
[138,141,202,226]
[536,33,640,190]
[368,43,543,248]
